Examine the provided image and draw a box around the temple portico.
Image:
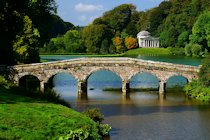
[137,31,160,48]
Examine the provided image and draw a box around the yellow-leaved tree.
[125,36,138,50]
[13,15,40,64]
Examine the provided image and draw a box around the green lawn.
[0,88,100,139]
[123,48,170,56]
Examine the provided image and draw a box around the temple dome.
[137,31,151,38]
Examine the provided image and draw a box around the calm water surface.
[41,55,210,140]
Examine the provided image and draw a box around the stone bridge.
[7,57,200,97]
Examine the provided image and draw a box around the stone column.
[40,81,46,92]
[122,80,130,97]
[78,80,87,98]
[159,81,166,94]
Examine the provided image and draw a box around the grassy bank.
[0,87,102,139]
[123,48,170,56]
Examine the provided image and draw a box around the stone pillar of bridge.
[78,80,87,99]
[40,81,48,92]
[159,81,166,94]
[122,80,130,97]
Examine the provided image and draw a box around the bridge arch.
[128,71,161,82]
[128,71,160,90]
[19,74,41,91]
[46,72,78,89]
[46,70,79,82]
[166,74,191,83]
[84,68,123,82]
[166,75,189,91]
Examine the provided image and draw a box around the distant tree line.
[2,0,210,65]
[43,0,210,56]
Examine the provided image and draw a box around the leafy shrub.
[184,80,210,103]
[0,75,13,88]
[191,44,203,56]
[168,47,185,55]
[83,108,112,137]
[83,108,104,123]
[59,129,90,140]
[99,124,112,136]
[59,125,102,140]
[185,43,192,56]
[199,55,210,87]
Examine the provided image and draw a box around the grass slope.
[123,48,170,56]
[0,88,99,139]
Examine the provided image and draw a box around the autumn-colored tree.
[125,37,138,49]
[113,36,125,53]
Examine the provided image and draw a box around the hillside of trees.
[43,0,210,57]
[1,0,210,65]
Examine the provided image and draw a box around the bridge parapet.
[9,57,199,72]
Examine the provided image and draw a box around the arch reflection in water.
[87,70,122,100]
[50,73,78,101]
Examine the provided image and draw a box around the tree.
[184,43,203,57]
[0,0,29,64]
[125,37,138,50]
[189,11,210,53]
[41,35,65,53]
[46,15,74,39]
[136,12,150,32]
[159,27,178,48]
[63,30,83,53]
[103,4,136,32]
[100,39,109,54]
[199,55,210,87]
[13,16,40,64]
[27,0,57,45]
[185,43,192,56]
[82,24,113,53]
[125,11,140,37]
[177,31,190,47]
[112,34,126,53]
[0,0,57,64]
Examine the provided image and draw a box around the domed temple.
[137,31,160,48]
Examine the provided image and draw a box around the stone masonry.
[7,57,200,97]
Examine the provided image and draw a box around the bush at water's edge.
[184,80,210,103]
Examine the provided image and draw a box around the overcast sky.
[55,0,165,26]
